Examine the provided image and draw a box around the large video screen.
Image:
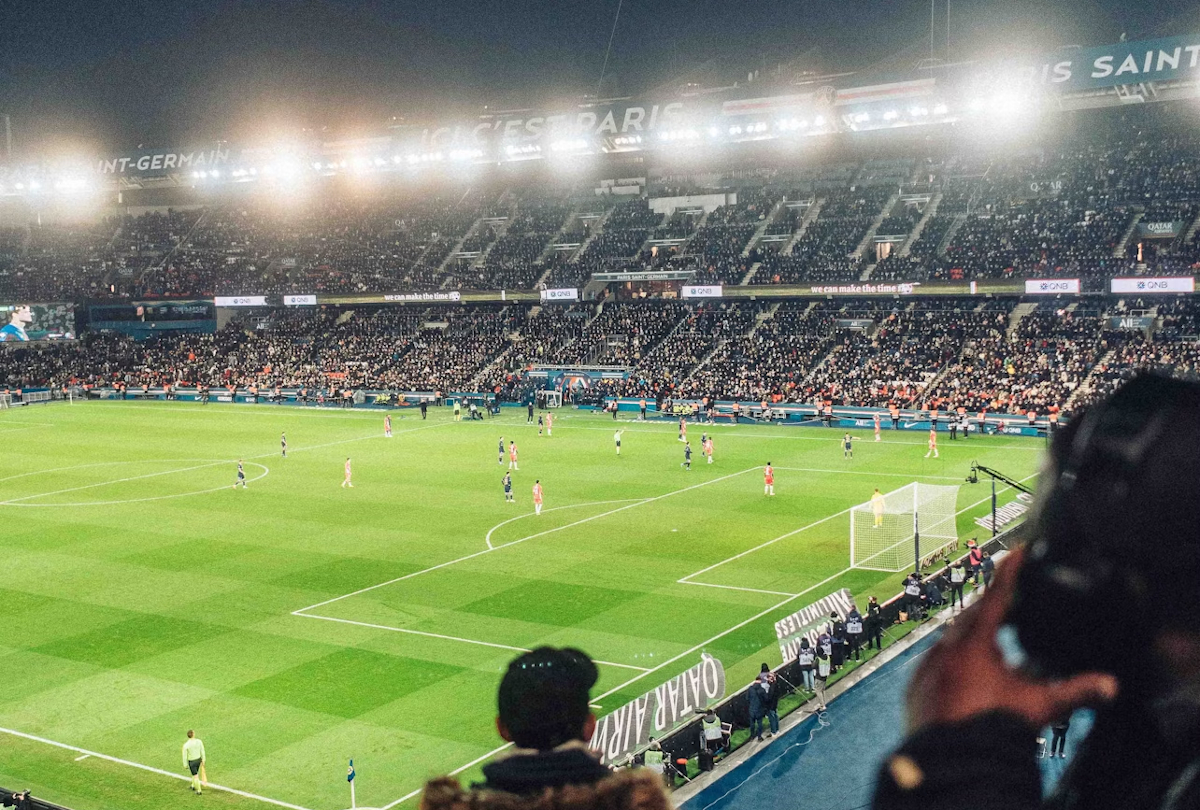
[0,303,76,342]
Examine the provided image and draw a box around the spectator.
[814,648,831,712]
[865,596,883,651]
[420,647,670,809]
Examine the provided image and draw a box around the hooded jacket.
[421,742,671,810]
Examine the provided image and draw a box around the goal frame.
[850,482,960,572]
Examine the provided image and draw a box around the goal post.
[850,482,960,572]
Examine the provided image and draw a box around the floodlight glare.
[933,103,949,115]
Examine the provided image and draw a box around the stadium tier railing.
[629,521,1027,783]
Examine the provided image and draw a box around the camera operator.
[873,375,1200,810]
[2,791,31,810]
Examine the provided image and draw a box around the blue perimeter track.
[682,630,1092,810]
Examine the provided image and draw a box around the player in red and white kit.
[532,479,544,515]
[924,428,939,458]
[341,457,354,488]
[704,437,714,464]
[384,414,392,438]
[873,413,881,442]
[545,412,553,436]
[508,441,519,470]
[679,417,687,443]
[764,463,775,496]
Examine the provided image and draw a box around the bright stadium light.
[883,110,899,121]
[813,115,826,126]
[933,103,949,115]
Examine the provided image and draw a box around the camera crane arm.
[968,463,1034,495]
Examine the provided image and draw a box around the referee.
[182,729,206,794]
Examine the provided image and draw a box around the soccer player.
[614,429,622,455]
[453,399,462,422]
[546,412,553,436]
[639,398,647,421]
[764,462,775,496]
[871,488,886,528]
[509,441,519,470]
[385,414,392,438]
[233,460,247,489]
[874,413,882,442]
[182,730,206,795]
[342,457,354,487]
[704,436,714,464]
[532,479,544,515]
[0,305,32,342]
[924,428,939,459]
[538,414,544,436]
[502,472,514,503]
[679,417,687,443]
[281,432,287,458]
[681,441,692,470]
[843,433,856,458]
[498,436,505,464]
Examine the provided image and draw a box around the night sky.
[0,0,1190,154]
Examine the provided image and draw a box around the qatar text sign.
[587,655,725,766]
[775,588,856,663]
[283,295,318,306]
[1110,277,1195,294]
[682,285,723,299]
[1024,279,1080,295]
[540,288,579,302]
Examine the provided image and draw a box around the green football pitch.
[0,402,1041,810]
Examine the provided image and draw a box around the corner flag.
[347,759,355,782]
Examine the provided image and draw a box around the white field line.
[679,507,853,583]
[0,726,314,810]
[676,580,799,597]
[0,463,271,508]
[774,467,965,481]
[563,424,1044,450]
[298,613,650,672]
[1,421,447,508]
[292,466,760,614]
[374,470,1041,808]
[378,742,516,810]
[484,499,647,549]
[73,754,90,761]
[681,471,1041,587]
[0,460,230,504]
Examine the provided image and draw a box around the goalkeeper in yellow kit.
[871,488,886,528]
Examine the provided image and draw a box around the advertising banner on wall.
[540,288,579,302]
[1025,279,1081,294]
[1110,276,1195,293]
[1000,35,1200,92]
[214,296,269,307]
[681,285,723,298]
[775,588,857,663]
[1137,221,1185,239]
[587,655,726,766]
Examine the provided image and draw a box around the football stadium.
[3,3,1200,810]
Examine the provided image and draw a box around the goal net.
[537,390,563,408]
[850,483,960,572]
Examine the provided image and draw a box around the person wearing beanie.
[420,647,670,810]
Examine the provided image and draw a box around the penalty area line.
[293,466,759,614]
[295,613,651,671]
[0,726,314,810]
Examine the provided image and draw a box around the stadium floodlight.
[909,106,928,117]
[933,103,949,115]
[210,170,220,178]
[550,138,588,152]
[813,115,826,126]
[883,110,899,121]
[14,182,24,190]
[728,125,743,135]
[450,147,484,161]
